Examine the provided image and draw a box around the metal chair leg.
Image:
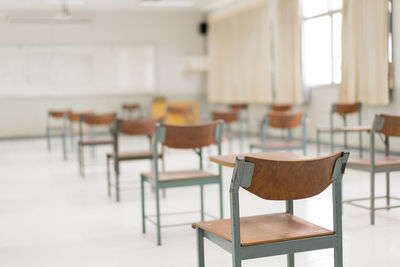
[115,162,120,202]
[106,156,111,197]
[141,176,146,234]
[386,172,391,210]
[155,187,161,246]
[200,185,204,221]
[370,171,375,225]
[46,127,51,151]
[196,228,205,267]
[219,178,223,219]
[78,144,85,177]
[287,254,294,267]
[232,255,242,267]
[334,245,343,267]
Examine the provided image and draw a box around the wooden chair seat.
[192,213,334,247]
[107,151,159,160]
[348,155,400,167]
[79,138,114,146]
[142,170,218,182]
[250,141,302,149]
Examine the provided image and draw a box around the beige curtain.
[275,0,303,104]
[207,0,272,104]
[340,0,389,105]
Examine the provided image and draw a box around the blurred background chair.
[345,114,400,225]
[250,112,307,155]
[46,109,70,159]
[107,117,164,202]
[121,103,142,119]
[78,112,116,177]
[316,102,363,156]
[211,110,243,153]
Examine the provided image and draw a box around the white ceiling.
[0,0,236,11]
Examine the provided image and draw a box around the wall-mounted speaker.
[199,22,208,36]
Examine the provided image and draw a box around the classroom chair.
[78,112,116,177]
[121,103,142,118]
[166,104,195,125]
[211,110,243,153]
[46,109,70,159]
[344,114,400,225]
[316,102,363,156]
[250,112,307,155]
[192,151,349,267]
[141,121,224,245]
[107,117,164,202]
[62,110,93,160]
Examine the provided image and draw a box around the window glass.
[303,0,329,18]
[332,12,342,84]
[303,16,332,86]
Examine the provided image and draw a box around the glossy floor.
[0,137,400,267]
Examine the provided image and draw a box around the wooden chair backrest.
[118,118,161,136]
[334,102,361,115]
[122,103,140,111]
[152,96,166,103]
[167,105,193,115]
[82,112,116,126]
[49,109,70,118]
[230,103,248,111]
[162,121,219,149]
[267,112,304,129]
[378,114,400,137]
[271,104,293,112]
[212,110,239,123]
[244,151,343,200]
[68,111,93,122]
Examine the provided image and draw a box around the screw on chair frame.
[250,112,307,155]
[193,151,349,267]
[106,117,164,202]
[344,114,400,225]
[316,102,363,157]
[77,112,116,177]
[141,121,224,245]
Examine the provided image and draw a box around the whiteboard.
[0,44,156,97]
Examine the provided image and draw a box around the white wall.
[0,10,207,138]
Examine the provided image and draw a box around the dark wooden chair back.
[122,103,140,111]
[68,111,93,122]
[230,104,248,111]
[162,121,219,149]
[82,112,116,126]
[334,102,361,115]
[117,118,161,136]
[49,109,70,118]
[378,114,400,137]
[267,112,304,129]
[212,110,239,124]
[271,104,293,112]
[243,151,343,200]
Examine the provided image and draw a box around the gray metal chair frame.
[140,121,224,245]
[194,152,349,267]
[316,103,363,156]
[107,118,164,202]
[250,113,307,155]
[344,114,400,225]
[46,110,70,160]
[78,113,116,177]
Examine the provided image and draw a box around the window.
[302,0,342,87]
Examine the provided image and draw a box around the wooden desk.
[210,151,305,168]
